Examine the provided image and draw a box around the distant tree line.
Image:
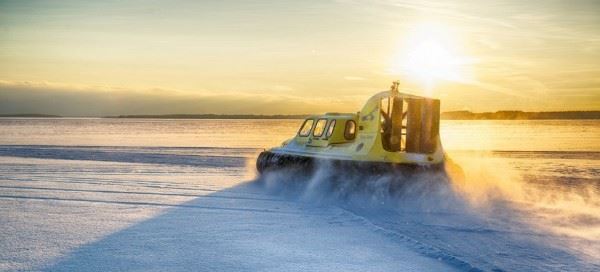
[441,111,600,120]
[0,114,61,118]
[109,114,309,119]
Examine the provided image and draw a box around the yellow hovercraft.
[256,81,445,176]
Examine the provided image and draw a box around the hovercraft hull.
[256,151,446,177]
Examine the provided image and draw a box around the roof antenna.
[390,80,400,95]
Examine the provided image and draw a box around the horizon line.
[1,110,599,120]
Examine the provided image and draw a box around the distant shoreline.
[0,114,61,118]
[106,114,309,120]
[440,111,600,120]
[1,111,599,120]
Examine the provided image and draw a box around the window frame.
[344,120,357,140]
[312,118,328,137]
[298,119,315,137]
[325,119,336,139]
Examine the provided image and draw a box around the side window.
[344,120,356,140]
[312,119,328,137]
[298,119,314,137]
[325,120,336,138]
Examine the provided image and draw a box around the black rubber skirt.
[256,151,446,177]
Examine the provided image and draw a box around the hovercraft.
[256,81,448,177]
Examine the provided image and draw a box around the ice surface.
[0,147,455,271]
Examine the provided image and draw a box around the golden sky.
[1,0,599,115]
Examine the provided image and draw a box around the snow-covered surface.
[0,119,598,271]
[0,146,457,271]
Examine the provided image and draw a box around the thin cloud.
[383,0,515,28]
[0,80,361,116]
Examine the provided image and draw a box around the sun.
[390,22,472,91]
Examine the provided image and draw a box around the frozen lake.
[0,118,598,271]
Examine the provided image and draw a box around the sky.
[0,0,599,116]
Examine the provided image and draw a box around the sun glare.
[391,22,472,91]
